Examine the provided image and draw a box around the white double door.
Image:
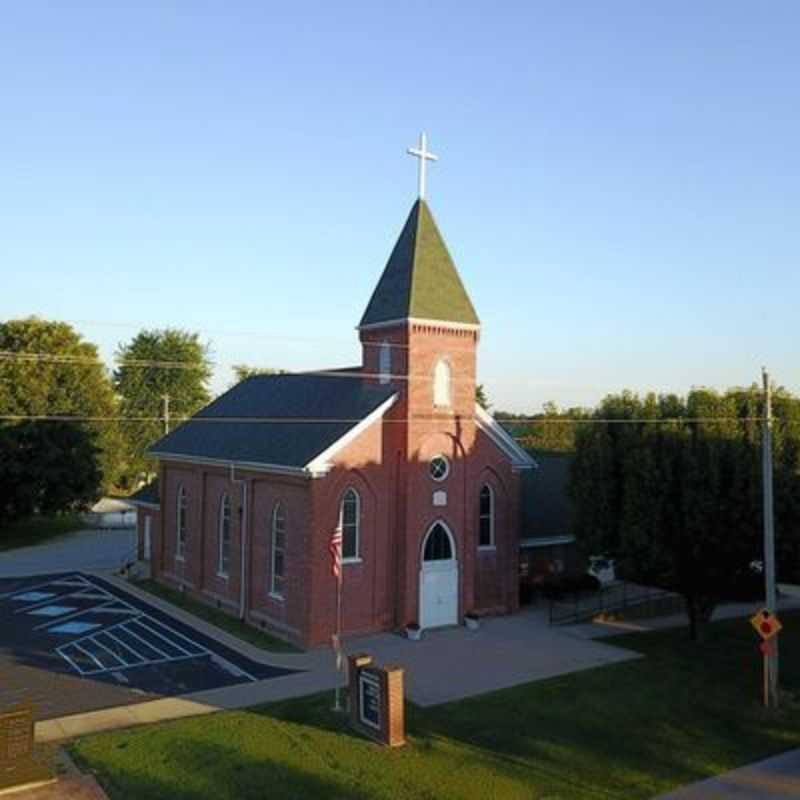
[419,558,459,629]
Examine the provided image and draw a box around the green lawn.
[0,513,84,552]
[69,612,800,799]
[131,579,301,654]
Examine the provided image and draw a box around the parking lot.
[0,572,297,718]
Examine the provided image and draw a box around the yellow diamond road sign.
[750,608,783,641]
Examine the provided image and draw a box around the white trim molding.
[151,452,310,479]
[305,394,398,475]
[358,316,481,333]
[474,404,537,471]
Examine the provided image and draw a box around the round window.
[429,455,450,482]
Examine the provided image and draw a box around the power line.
[0,414,775,425]
[8,318,417,350]
[0,352,505,386]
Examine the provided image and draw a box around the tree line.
[0,318,213,527]
[567,389,800,640]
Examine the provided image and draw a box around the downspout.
[230,464,248,620]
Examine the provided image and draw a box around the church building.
[132,137,537,648]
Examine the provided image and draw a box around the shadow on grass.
[411,612,800,797]
[73,733,377,800]
[70,613,800,800]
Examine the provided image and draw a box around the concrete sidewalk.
[35,598,641,741]
[657,749,800,798]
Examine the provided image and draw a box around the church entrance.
[419,521,459,629]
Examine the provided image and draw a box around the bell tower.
[357,133,482,625]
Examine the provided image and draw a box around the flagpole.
[334,569,343,711]
[330,522,344,713]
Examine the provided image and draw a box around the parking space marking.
[9,591,55,602]
[5,572,262,685]
[71,642,106,671]
[28,605,77,617]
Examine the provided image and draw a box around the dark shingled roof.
[521,451,574,537]
[359,199,480,327]
[129,479,160,507]
[149,374,396,469]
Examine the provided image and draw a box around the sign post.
[751,609,782,707]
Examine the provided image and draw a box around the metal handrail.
[548,581,679,625]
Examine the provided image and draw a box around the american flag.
[329,524,343,579]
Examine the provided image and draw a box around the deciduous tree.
[114,328,212,485]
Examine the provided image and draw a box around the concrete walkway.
[658,749,800,798]
[33,580,800,744]
[35,593,640,742]
[355,606,640,706]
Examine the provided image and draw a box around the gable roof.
[474,404,537,471]
[150,374,397,473]
[359,199,480,328]
[521,450,574,539]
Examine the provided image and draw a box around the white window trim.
[433,358,452,408]
[270,503,286,599]
[339,488,361,562]
[217,493,231,578]
[421,519,457,563]
[430,454,451,482]
[378,340,391,385]
[478,484,496,550]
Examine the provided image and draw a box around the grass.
[131,578,301,654]
[0,513,84,552]
[69,611,800,799]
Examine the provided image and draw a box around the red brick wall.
[248,475,311,644]
[307,415,393,646]
[151,319,523,649]
[155,461,313,647]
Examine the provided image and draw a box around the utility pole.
[762,367,778,705]
[163,393,171,435]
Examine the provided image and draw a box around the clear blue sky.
[2,1,798,412]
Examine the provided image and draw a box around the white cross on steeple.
[407,131,438,200]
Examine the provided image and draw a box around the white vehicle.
[587,556,616,586]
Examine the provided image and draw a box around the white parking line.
[101,631,147,664]
[133,619,195,658]
[113,620,171,660]
[71,642,106,671]
[7,573,259,684]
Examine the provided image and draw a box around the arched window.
[176,484,188,559]
[379,341,391,385]
[218,494,231,576]
[271,503,286,597]
[424,522,454,561]
[433,359,451,407]
[479,485,495,549]
[339,488,360,561]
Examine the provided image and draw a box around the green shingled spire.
[359,200,480,327]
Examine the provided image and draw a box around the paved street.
[0,529,137,578]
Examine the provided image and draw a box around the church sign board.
[348,654,405,747]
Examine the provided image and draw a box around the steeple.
[359,199,480,328]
